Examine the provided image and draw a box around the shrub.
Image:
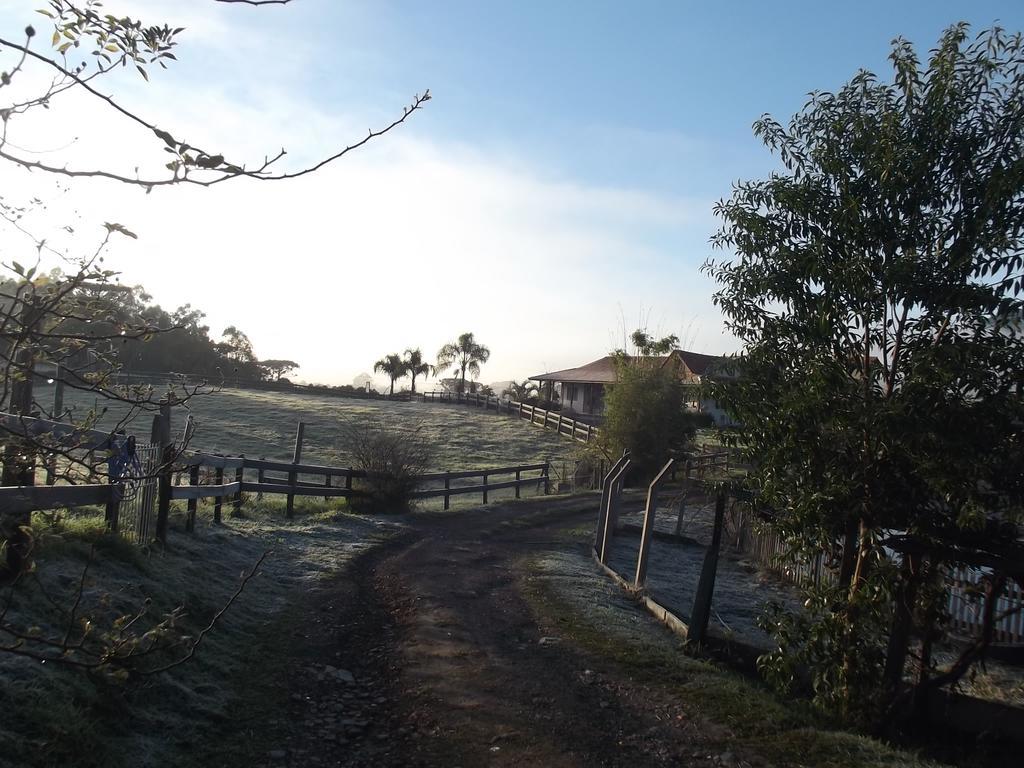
[344,421,432,513]
[594,356,699,480]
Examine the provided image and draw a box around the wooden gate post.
[542,462,551,495]
[213,465,224,524]
[689,490,727,645]
[515,468,521,499]
[153,398,173,545]
[286,421,305,518]
[104,433,123,534]
[186,464,199,532]
[444,473,451,510]
[231,457,244,517]
[324,473,332,502]
[482,472,488,504]
[0,299,41,575]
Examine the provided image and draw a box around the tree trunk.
[882,552,921,696]
[838,516,859,589]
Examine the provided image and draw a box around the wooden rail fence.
[420,390,598,443]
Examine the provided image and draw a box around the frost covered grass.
[60,386,580,473]
[523,546,936,768]
[0,502,402,768]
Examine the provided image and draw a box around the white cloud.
[0,1,735,389]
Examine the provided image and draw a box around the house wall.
[699,397,738,427]
[561,382,606,417]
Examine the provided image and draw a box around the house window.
[565,383,577,401]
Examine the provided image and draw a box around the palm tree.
[403,348,431,393]
[505,379,538,402]
[434,332,490,394]
[374,353,408,396]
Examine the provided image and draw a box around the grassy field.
[57,386,586,474]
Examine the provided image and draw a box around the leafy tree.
[621,329,679,356]
[705,24,1024,724]
[594,330,697,479]
[217,326,256,363]
[0,0,428,663]
[434,332,490,394]
[373,353,407,396]
[259,359,298,382]
[402,348,430,393]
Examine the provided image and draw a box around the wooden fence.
[420,390,598,444]
[171,452,551,520]
[1,411,552,547]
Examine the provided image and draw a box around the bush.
[594,357,699,480]
[343,421,432,513]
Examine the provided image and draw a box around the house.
[529,349,735,425]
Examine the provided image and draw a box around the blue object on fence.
[107,434,141,502]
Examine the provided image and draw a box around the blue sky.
[1,1,1022,386]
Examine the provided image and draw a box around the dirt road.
[210,497,725,768]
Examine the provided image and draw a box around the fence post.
[52,363,65,420]
[213,465,224,524]
[324,473,331,502]
[186,464,199,532]
[257,463,265,501]
[444,473,450,511]
[482,471,488,505]
[635,459,675,588]
[542,462,551,495]
[105,434,122,534]
[689,489,727,645]
[153,398,173,545]
[598,458,631,564]
[515,468,521,499]
[231,457,243,517]
[287,421,305,518]
[673,460,693,537]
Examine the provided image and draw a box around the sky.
[1,0,1022,388]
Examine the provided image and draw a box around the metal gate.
[117,441,160,544]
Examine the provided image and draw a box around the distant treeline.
[3,272,299,384]
[111,369,405,401]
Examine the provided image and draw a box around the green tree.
[402,348,430,393]
[374,353,407,396]
[595,331,697,479]
[218,326,256,363]
[259,359,299,382]
[434,332,490,394]
[705,24,1024,724]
